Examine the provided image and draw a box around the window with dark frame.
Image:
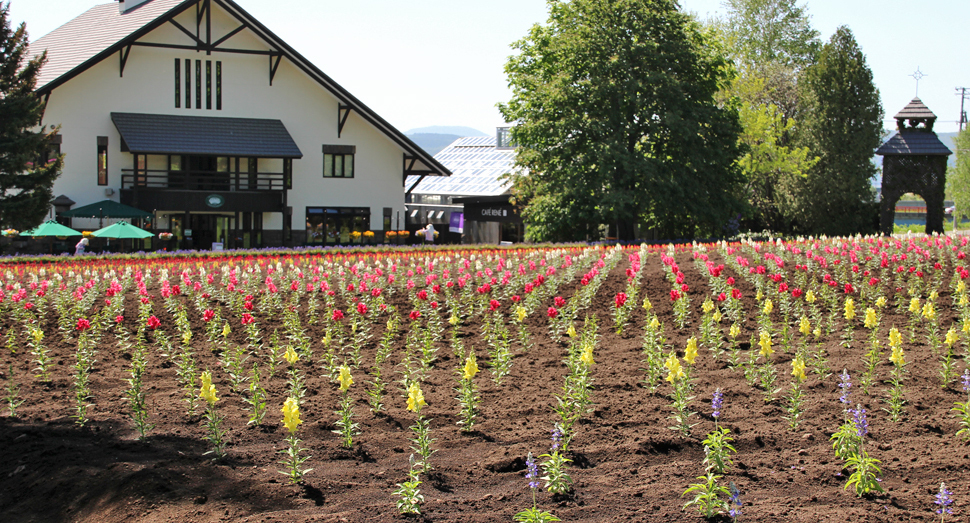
[46,134,62,163]
[206,60,212,110]
[305,207,370,245]
[184,59,191,108]
[322,145,356,178]
[216,61,222,110]
[195,60,202,109]
[174,59,181,108]
[97,136,108,186]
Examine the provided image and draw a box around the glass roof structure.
[406,136,517,196]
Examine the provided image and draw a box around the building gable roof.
[893,98,937,120]
[28,0,449,176]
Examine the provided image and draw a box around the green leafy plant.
[683,471,729,518]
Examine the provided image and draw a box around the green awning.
[21,220,82,237]
[61,199,152,219]
[91,221,154,239]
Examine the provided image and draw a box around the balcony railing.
[121,169,285,191]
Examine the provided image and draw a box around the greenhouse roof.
[406,136,516,197]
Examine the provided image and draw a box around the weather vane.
[910,67,927,97]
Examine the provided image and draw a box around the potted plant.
[363,230,375,244]
[1,228,19,238]
[385,230,397,244]
[350,230,362,244]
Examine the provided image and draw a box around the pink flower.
[791,288,803,299]
[202,309,215,322]
[332,309,345,321]
[430,301,438,309]
[357,302,368,316]
[147,315,161,330]
[727,277,735,285]
[670,290,680,301]
[244,301,253,311]
[76,318,91,331]
[241,313,255,325]
[547,306,558,318]
[554,296,566,308]
[511,295,521,303]
[489,299,501,311]
[614,292,627,308]
[417,290,428,301]
[409,310,421,321]
[115,315,124,323]
[716,292,726,302]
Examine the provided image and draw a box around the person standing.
[422,222,436,244]
[74,237,88,255]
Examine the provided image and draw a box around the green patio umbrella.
[20,220,82,237]
[91,221,153,239]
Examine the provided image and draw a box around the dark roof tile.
[111,112,303,158]
[876,131,952,156]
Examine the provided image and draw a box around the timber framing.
[34,0,450,178]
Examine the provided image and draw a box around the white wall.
[40,4,410,233]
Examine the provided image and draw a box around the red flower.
[357,302,368,316]
[778,283,788,293]
[430,301,439,309]
[554,296,566,308]
[681,284,689,293]
[727,277,735,286]
[23,302,33,310]
[670,289,681,301]
[147,315,161,330]
[511,295,521,303]
[791,288,803,299]
[716,292,726,302]
[614,292,627,308]
[241,313,255,325]
[332,309,345,321]
[202,309,215,322]
[731,288,742,300]
[844,283,854,294]
[489,299,501,311]
[547,306,558,318]
[244,300,254,311]
[76,318,91,331]
[409,310,421,321]
[115,315,124,323]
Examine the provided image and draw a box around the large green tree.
[499,0,744,241]
[793,26,882,236]
[946,129,970,229]
[0,1,61,232]
[709,0,821,233]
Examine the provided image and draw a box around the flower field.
[1,238,969,522]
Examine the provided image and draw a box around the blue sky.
[14,0,969,136]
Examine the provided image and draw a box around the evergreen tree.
[793,26,882,236]
[499,0,743,241]
[0,1,61,232]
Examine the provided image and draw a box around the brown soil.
[0,247,967,523]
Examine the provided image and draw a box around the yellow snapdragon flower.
[281,397,302,433]
[684,337,698,365]
[642,297,653,311]
[702,300,714,314]
[762,299,773,315]
[888,327,902,349]
[729,323,740,339]
[945,327,959,348]
[338,365,353,391]
[875,296,887,308]
[515,306,527,323]
[580,343,595,366]
[756,289,764,302]
[791,355,807,382]
[650,317,661,331]
[31,328,43,344]
[958,280,966,293]
[805,290,816,304]
[712,310,722,323]
[844,298,855,321]
[758,331,773,358]
[567,324,577,338]
[222,323,231,337]
[889,344,905,367]
[864,308,878,329]
[922,301,936,321]
[909,297,921,314]
[463,354,479,381]
[799,316,811,336]
[406,382,427,413]
[449,314,460,326]
[199,370,218,404]
[664,353,684,383]
[284,345,299,365]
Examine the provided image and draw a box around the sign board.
[449,212,464,233]
[211,242,224,251]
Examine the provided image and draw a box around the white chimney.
[119,0,153,14]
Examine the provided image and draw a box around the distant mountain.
[406,126,487,137]
[407,133,462,156]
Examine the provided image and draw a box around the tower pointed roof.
[893,98,937,120]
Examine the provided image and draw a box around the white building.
[30,0,448,249]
